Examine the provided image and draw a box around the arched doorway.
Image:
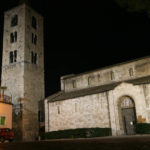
[120,97,136,135]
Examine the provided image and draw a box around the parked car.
[0,128,14,142]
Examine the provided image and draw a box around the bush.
[136,123,150,134]
[45,128,112,139]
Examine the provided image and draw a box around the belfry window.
[31,52,37,64]
[9,50,17,64]
[32,33,37,45]
[10,32,17,43]
[9,51,13,63]
[14,50,17,62]
[11,15,18,27]
[32,16,37,29]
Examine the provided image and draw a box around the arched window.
[9,50,17,64]
[121,97,135,108]
[10,31,17,43]
[11,14,18,27]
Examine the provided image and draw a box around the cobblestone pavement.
[0,135,150,150]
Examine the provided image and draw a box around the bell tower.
[1,3,45,140]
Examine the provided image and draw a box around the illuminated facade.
[45,56,150,136]
[1,3,44,140]
[0,93,12,129]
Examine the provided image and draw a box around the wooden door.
[122,108,136,135]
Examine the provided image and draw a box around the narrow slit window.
[9,51,14,64]
[32,33,37,45]
[32,33,34,43]
[34,35,37,45]
[110,71,115,80]
[10,33,14,43]
[34,53,37,64]
[97,74,101,81]
[14,50,17,62]
[31,52,37,64]
[88,77,91,85]
[75,103,77,112]
[57,106,60,114]
[31,52,34,63]
[14,32,17,42]
[72,80,76,88]
[129,68,134,77]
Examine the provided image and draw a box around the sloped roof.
[47,75,150,103]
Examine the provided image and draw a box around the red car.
[0,128,14,142]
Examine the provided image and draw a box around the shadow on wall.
[12,111,23,141]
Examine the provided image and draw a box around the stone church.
[2,0,150,141]
[45,56,150,136]
[1,2,44,140]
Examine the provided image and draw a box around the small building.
[0,92,12,129]
[45,56,150,136]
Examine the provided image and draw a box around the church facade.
[45,56,150,136]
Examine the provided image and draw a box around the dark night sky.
[0,0,150,97]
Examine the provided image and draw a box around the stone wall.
[46,82,150,135]
[108,82,149,136]
[45,56,150,135]
[1,4,25,105]
[1,4,44,141]
[62,57,150,92]
[46,93,110,132]
[23,4,45,141]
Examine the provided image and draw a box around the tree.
[115,0,150,17]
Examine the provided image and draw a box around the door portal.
[121,97,136,135]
